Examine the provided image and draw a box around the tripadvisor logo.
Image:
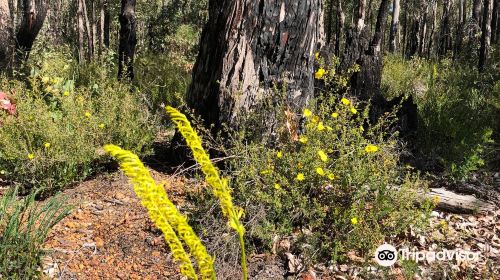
[375,244,398,267]
[374,243,481,267]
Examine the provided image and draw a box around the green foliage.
[382,55,498,178]
[0,50,158,194]
[0,187,72,279]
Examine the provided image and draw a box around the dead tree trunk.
[118,0,136,80]
[77,0,86,62]
[15,0,48,63]
[0,0,13,71]
[335,0,345,56]
[187,0,325,132]
[356,0,366,32]
[103,0,110,48]
[389,0,400,53]
[479,0,493,71]
[492,0,498,43]
[438,0,452,57]
[418,2,429,56]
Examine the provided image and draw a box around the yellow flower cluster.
[315,68,326,79]
[104,145,214,280]
[165,106,248,280]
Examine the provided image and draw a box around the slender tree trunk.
[479,0,493,71]
[15,0,49,63]
[103,0,110,48]
[438,0,452,57]
[77,0,85,62]
[91,0,97,56]
[335,0,345,56]
[370,0,389,54]
[356,0,366,32]
[187,0,324,132]
[428,0,437,58]
[0,0,13,71]
[81,0,93,59]
[389,0,400,53]
[326,0,334,44]
[492,0,498,43]
[118,0,136,80]
[99,0,104,54]
[473,0,482,23]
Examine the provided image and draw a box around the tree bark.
[187,0,325,132]
[356,0,366,32]
[492,0,498,43]
[0,0,13,71]
[389,0,400,53]
[81,0,93,59]
[77,0,86,62]
[118,0,136,80]
[427,0,438,58]
[335,0,345,56]
[103,0,110,48]
[418,2,429,56]
[473,0,482,24]
[15,0,48,63]
[438,0,452,57]
[479,0,493,71]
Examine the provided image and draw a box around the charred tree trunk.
[0,0,13,71]
[389,0,400,53]
[492,0,498,43]
[473,0,482,24]
[103,0,110,48]
[418,2,429,56]
[479,0,493,71]
[427,0,438,58]
[335,0,345,56]
[15,0,48,63]
[118,0,136,80]
[187,0,324,132]
[326,0,335,44]
[438,0,452,57]
[356,0,366,32]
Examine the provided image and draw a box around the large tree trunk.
[479,0,493,71]
[492,0,498,44]
[118,0,136,80]
[103,0,110,48]
[418,2,429,56]
[438,0,452,57]
[473,0,482,24]
[427,0,438,58]
[187,0,325,132]
[15,0,48,63]
[389,0,400,53]
[356,0,366,32]
[0,0,13,71]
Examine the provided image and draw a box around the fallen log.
[428,187,496,214]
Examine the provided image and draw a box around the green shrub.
[0,60,157,194]
[0,187,72,279]
[382,55,499,178]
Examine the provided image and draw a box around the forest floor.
[41,171,499,280]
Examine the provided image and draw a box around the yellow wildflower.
[432,196,440,205]
[365,144,379,153]
[274,183,281,190]
[312,115,320,124]
[350,107,358,114]
[328,173,335,180]
[359,125,364,132]
[315,52,320,59]
[317,122,325,131]
[351,217,358,225]
[315,68,326,79]
[317,150,328,162]
[341,98,350,105]
[45,86,53,93]
[84,111,92,118]
[63,91,70,96]
[44,142,51,149]
[260,170,272,175]
[276,151,283,158]
[28,153,35,160]
[0,170,5,175]
[316,167,325,176]
[296,173,305,181]
[303,108,312,118]
[41,76,50,84]
[98,123,105,129]
[104,145,208,280]
[331,112,339,118]
[299,136,308,144]
[165,106,247,279]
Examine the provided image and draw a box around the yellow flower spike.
[331,112,339,118]
[296,173,305,181]
[317,122,325,131]
[299,135,308,144]
[27,153,35,160]
[341,98,350,106]
[365,144,379,153]
[276,151,283,158]
[315,68,326,79]
[303,109,312,118]
[316,167,325,176]
[351,217,358,225]
[165,106,247,280]
[350,106,358,114]
[44,142,51,149]
[317,150,328,162]
[104,145,211,280]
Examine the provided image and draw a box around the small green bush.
[0,187,72,279]
[382,55,498,178]
[0,53,157,194]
